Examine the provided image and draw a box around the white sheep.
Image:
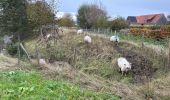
[77,29,83,34]
[117,57,132,75]
[46,34,51,39]
[39,59,47,66]
[84,35,92,44]
[110,35,119,43]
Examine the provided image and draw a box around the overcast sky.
[49,0,170,19]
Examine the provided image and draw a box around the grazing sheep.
[77,29,83,34]
[110,35,119,43]
[117,57,131,76]
[39,59,47,66]
[84,35,92,43]
[46,34,51,39]
[59,27,63,33]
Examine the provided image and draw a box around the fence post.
[35,45,40,65]
[17,34,21,65]
[73,47,77,67]
[115,30,117,36]
[141,24,144,48]
[168,38,170,69]
[103,29,104,34]
[20,43,31,62]
[142,33,144,48]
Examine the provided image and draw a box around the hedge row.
[130,25,170,39]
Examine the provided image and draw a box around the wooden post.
[86,28,87,34]
[142,33,144,48]
[20,43,31,62]
[73,47,77,67]
[35,45,40,65]
[168,38,170,69]
[128,30,130,41]
[115,30,117,36]
[17,34,21,65]
[141,24,144,48]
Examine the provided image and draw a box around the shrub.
[6,43,18,56]
[6,43,25,57]
[109,17,129,31]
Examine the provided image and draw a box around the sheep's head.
[124,62,132,70]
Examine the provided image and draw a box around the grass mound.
[0,71,120,100]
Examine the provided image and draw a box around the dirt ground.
[113,44,157,84]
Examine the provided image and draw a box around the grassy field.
[4,29,169,99]
[0,71,119,100]
[86,29,168,47]
[118,33,168,47]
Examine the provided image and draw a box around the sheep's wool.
[39,59,47,65]
[84,36,92,43]
[77,29,83,34]
[117,57,131,72]
[46,34,51,39]
[110,36,119,42]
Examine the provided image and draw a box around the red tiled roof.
[135,14,163,24]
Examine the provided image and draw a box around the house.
[127,13,167,25]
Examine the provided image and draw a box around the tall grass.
[116,33,168,47]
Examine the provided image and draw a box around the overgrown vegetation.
[24,29,170,99]
[109,17,129,31]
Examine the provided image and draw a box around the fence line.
[83,28,169,70]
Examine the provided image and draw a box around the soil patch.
[114,44,157,84]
